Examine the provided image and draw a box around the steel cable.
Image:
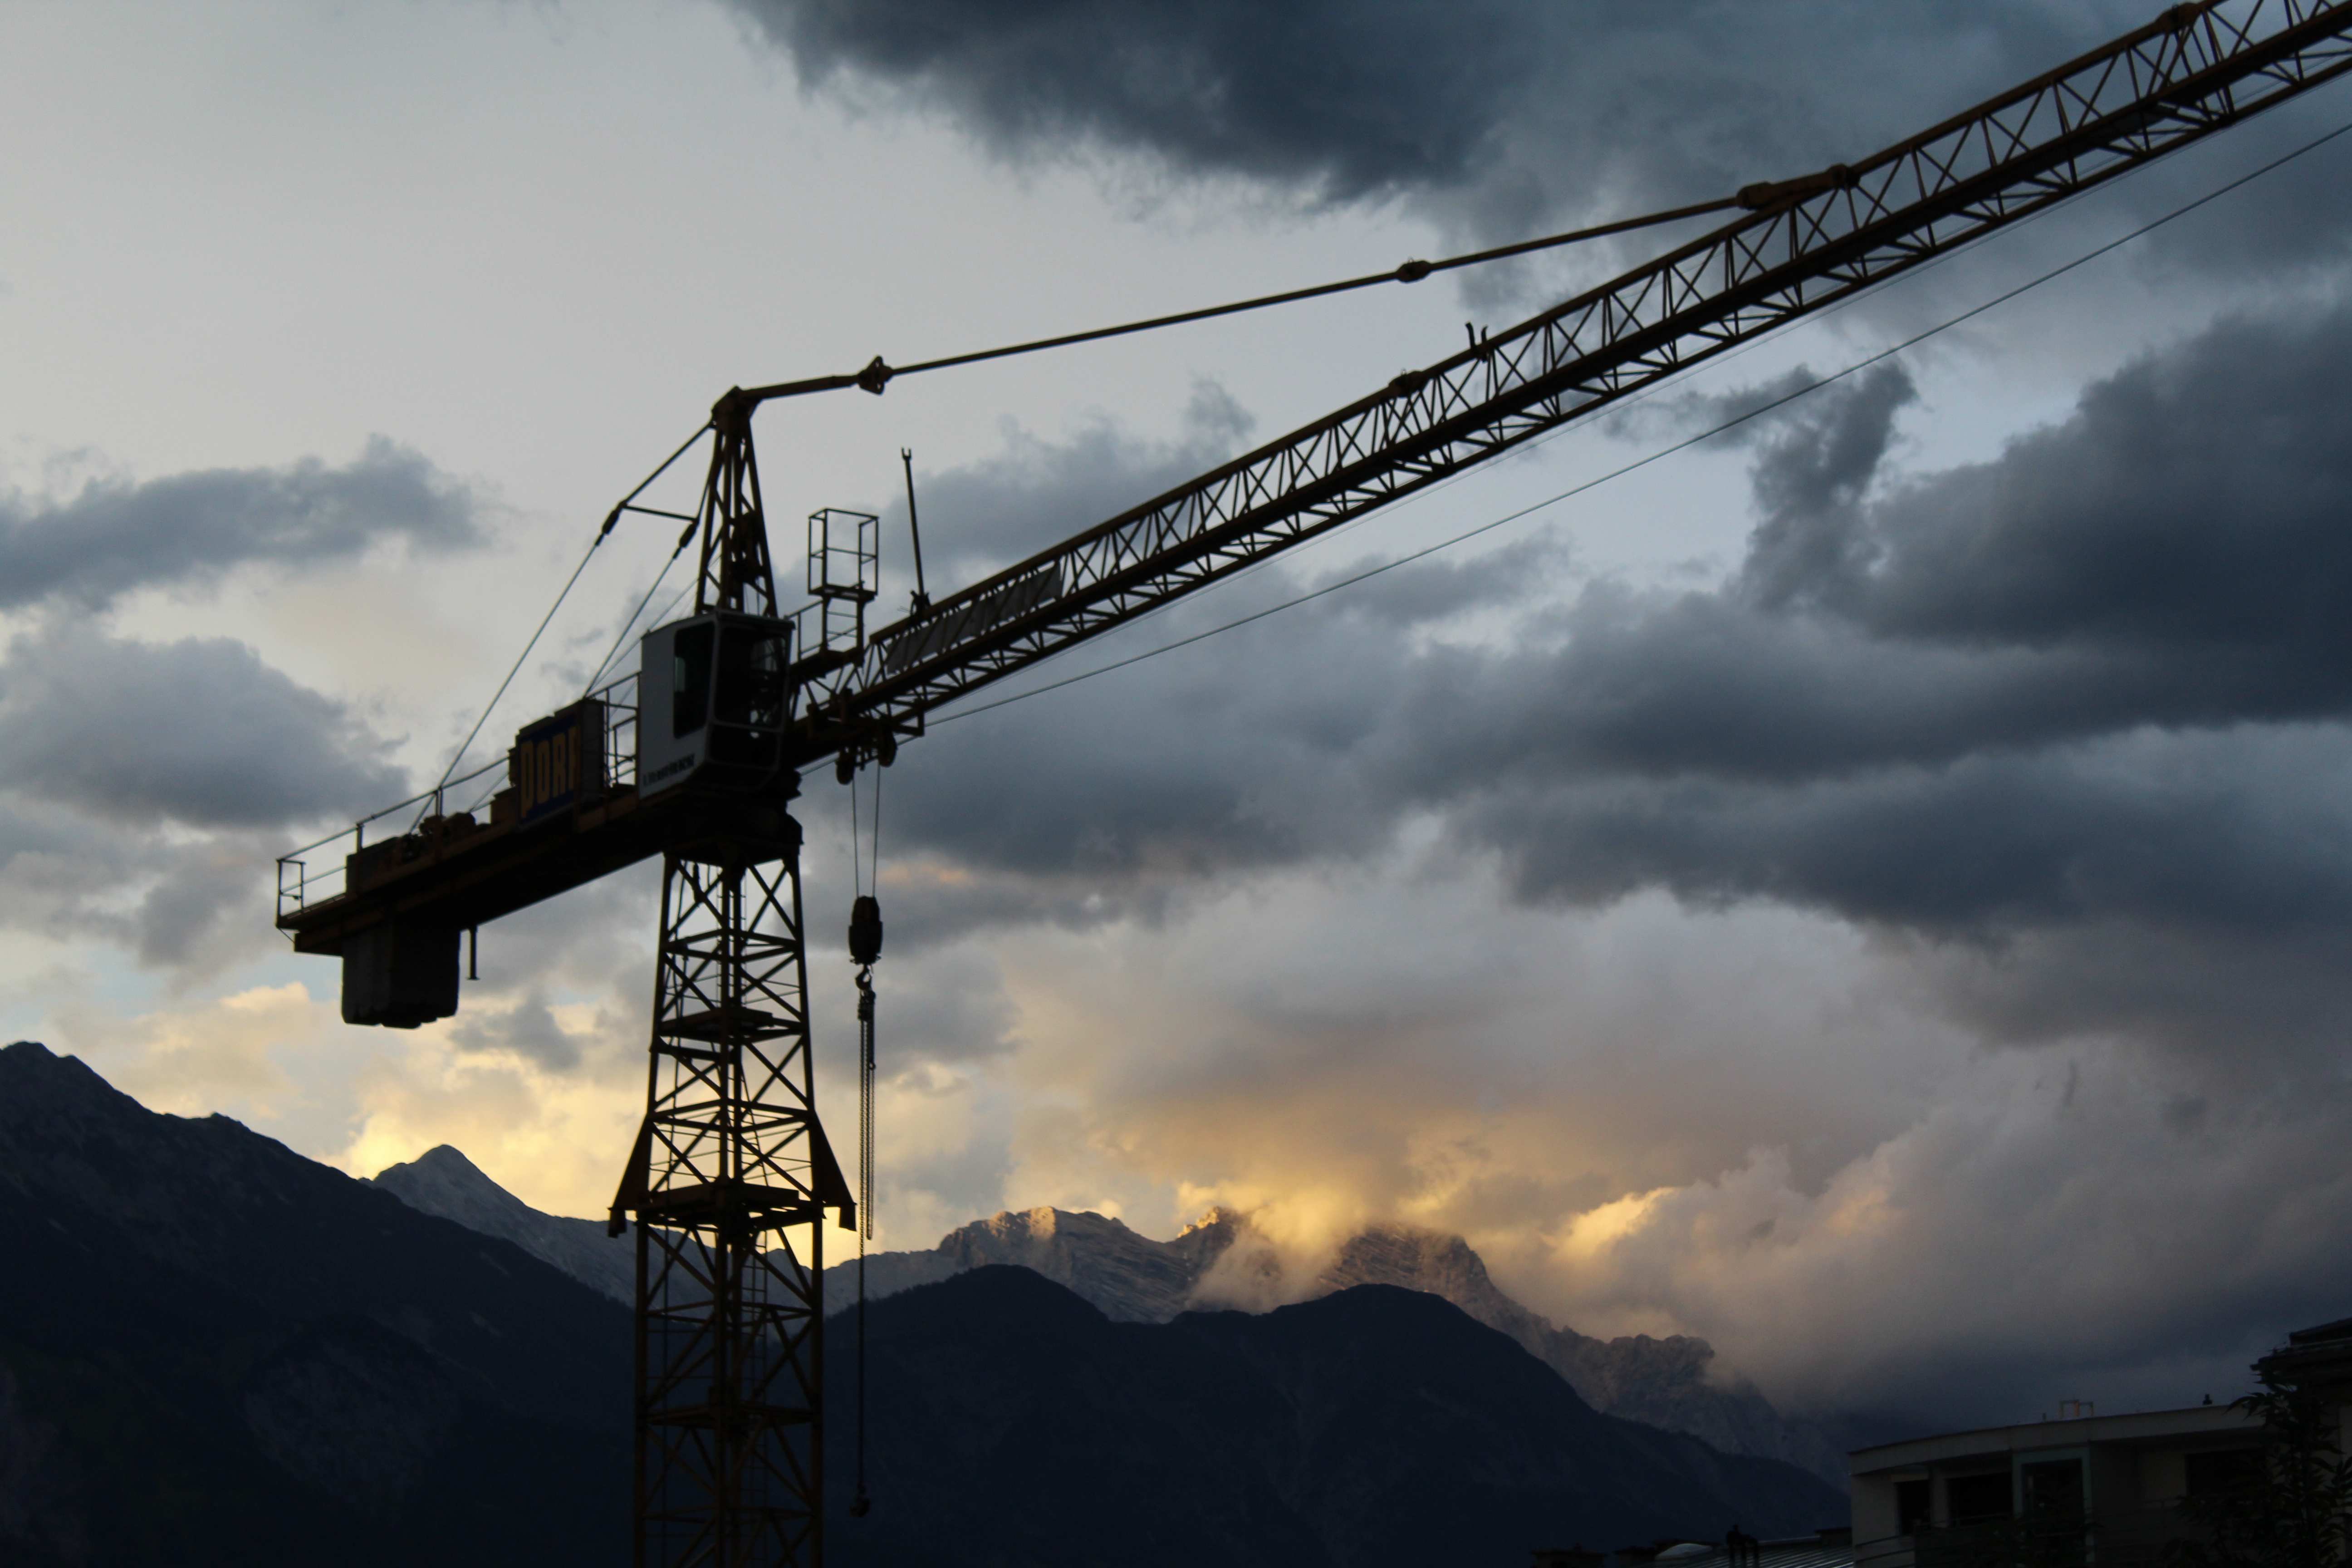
[876,196,1742,383]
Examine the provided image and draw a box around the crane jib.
[808,0,2352,739]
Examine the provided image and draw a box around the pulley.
[848,894,883,968]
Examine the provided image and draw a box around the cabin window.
[713,624,786,730]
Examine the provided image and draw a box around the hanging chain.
[847,758,884,1521]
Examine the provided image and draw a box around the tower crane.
[272,3,2352,1563]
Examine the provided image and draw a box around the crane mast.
[618,398,844,1567]
[267,3,2352,1563]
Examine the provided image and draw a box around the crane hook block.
[848,895,884,967]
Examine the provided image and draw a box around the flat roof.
[1851,1404,2258,1476]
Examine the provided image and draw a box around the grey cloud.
[1916,915,2352,1059]
[0,618,407,978]
[1308,533,1566,627]
[1600,367,1823,450]
[0,622,405,830]
[0,436,481,612]
[129,837,273,973]
[1384,304,2352,800]
[886,382,1251,586]
[1737,363,1917,607]
[876,591,1406,888]
[0,801,274,980]
[0,800,129,942]
[1459,724,2352,942]
[1555,1046,2352,1422]
[450,992,584,1072]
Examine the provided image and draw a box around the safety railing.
[274,670,638,924]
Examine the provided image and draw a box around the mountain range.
[0,1040,1845,1564]
[823,1265,1842,1568]
[0,1042,629,1567]
[376,1146,1846,1485]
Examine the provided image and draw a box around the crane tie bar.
[725,189,1759,411]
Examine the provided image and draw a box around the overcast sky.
[6,0,2352,1434]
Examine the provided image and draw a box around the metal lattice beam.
[630,825,835,1568]
[791,0,2352,767]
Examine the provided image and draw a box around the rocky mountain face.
[370,1149,1846,1486]
[1317,1225,1851,1485]
[0,1042,628,1568]
[825,1266,1845,1568]
[813,1204,1848,1487]
[371,1144,634,1306]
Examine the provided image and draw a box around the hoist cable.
[848,774,862,897]
[851,956,876,1520]
[421,422,707,818]
[869,765,884,893]
[923,108,2352,733]
[418,528,606,821]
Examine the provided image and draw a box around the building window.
[2022,1460,2084,1520]
[2183,1448,2261,1499]
[1898,1479,1932,1534]
[1947,1471,2013,1524]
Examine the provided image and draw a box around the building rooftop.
[1851,1404,2257,1478]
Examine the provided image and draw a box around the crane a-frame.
[272,3,2352,1562]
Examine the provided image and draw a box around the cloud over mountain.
[798,288,2352,1425]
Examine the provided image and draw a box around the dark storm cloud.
[0,623,405,829]
[0,436,481,611]
[733,0,1542,205]
[1460,305,2352,783]
[736,3,2143,225]
[858,293,2352,1063]
[1384,304,2352,940]
[733,0,2352,301]
[1459,725,2352,939]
